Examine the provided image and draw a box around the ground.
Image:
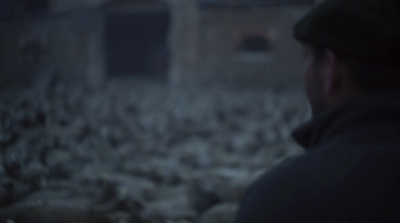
[0,78,310,223]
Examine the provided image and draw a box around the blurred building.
[0,0,313,88]
[193,0,313,86]
[0,0,105,88]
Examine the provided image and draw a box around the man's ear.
[320,49,340,95]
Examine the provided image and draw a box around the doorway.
[105,3,170,80]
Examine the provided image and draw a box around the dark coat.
[234,91,400,223]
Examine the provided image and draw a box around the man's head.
[294,0,400,116]
[302,45,356,116]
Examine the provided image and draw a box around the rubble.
[0,79,309,223]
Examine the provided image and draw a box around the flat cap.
[294,0,400,66]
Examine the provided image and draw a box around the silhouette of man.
[234,0,400,222]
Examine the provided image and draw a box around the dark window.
[232,0,315,4]
[105,8,170,79]
[240,36,271,52]
[0,0,14,17]
[24,0,49,13]
[199,0,314,7]
[200,0,224,3]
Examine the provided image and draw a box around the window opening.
[240,36,271,52]
[24,0,49,13]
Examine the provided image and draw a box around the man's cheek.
[304,65,313,94]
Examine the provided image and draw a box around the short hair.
[310,46,400,92]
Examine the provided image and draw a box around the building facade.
[0,0,312,88]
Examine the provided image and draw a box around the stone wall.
[0,0,312,89]
[190,6,310,87]
[50,0,111,13]
[166,0,201,85]
[0,10,105,88]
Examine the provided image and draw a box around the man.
[234,0,400,222]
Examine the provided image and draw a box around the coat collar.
[292,90,400,150]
